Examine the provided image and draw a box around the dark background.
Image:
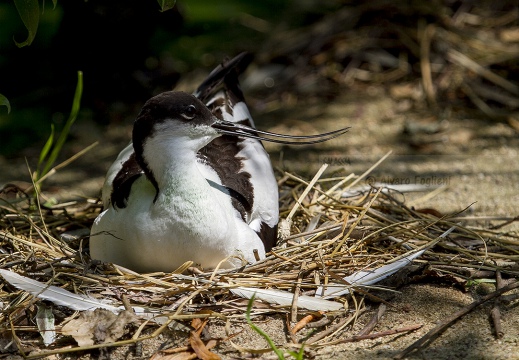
[0,0,517,159]
[0,0,296,155]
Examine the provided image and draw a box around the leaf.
[39,71,83,179]
[61,309,138,346]
[157,0,176,12]
[0,94,11,113]
[245,294,285,360]
[61,315,95,347]
[13,0,40,47]
[36,304,56,346]
[189,331,221,360]
[38,123,54,169]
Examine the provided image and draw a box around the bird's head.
[132,91,349,192]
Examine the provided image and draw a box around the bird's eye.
[181,105,197,120]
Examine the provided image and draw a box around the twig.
[332,187,383,255]
[447,49,519,95]
[286,164,329,222]
[291,311,326,334]
[30,142,99,190]
[490,271,504,339]
[356,303,386,336]
[342,150,392,191]
[460,82,503,119]
[307,324,422,347]
[395,280,519,359]
[291,261,306,323]
[306,313,357,344]
[420,22,437,107]
[305,314,332,329]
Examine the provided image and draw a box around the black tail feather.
[195,52,253,103]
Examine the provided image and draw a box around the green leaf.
[0,94,11,114]
[38,123,54,168]
[40,71,83,179]
[245,294,286,360]
[13,0,40,48]
[287,345,305,360]
[156,0,176,12]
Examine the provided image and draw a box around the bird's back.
[195,52,278,252]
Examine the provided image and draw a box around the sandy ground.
[1,84,519,359]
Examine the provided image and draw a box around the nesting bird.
[89,53,348,272]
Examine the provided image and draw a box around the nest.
[1,156,518,359]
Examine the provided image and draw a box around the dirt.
[1,82,519,359]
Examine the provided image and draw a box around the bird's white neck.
[140,131,235,244]
[142,135,205,192]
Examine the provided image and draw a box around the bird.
[89,53,349,273]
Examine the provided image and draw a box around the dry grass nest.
[0,155,518,358]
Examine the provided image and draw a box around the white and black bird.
[89,53,348,272]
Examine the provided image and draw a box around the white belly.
[89,176,265,272]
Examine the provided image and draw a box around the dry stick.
[34,141,100,186]
[356,303,387,336]
[291,311,325,334]
[290,260,306,324]
[491,270,504,339]
[280,164,329,243]
[306,313,357,344]
[420,22,437,107]
[306,314,331,329]
[314,296,365,345]
[469,80,519,108]
[283,223,344,241]
[308,324,423,347]
[447,49,519,95]
[24,314,216,359]
[460,82,501,119]
[342,150,392,192]
[332,187,383,255]
[395,280,519,360]
[283,173,353,207]
[286,315,298,345]
[488,215,519,230]
[286,164,329,222]
[316,173,356,203]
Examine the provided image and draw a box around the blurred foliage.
[11,0,175,47]
[0,0,306,156]
[9,0,61,47]
[150,0,291,71]
[12,0,46,47]
[157,0,176,12]
[0,94,10,114]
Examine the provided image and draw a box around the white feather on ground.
[315,225,457,299]
[1,268,344,313]
[315,250,425,299]
[0,269,120,313]
[231,287,344,311]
